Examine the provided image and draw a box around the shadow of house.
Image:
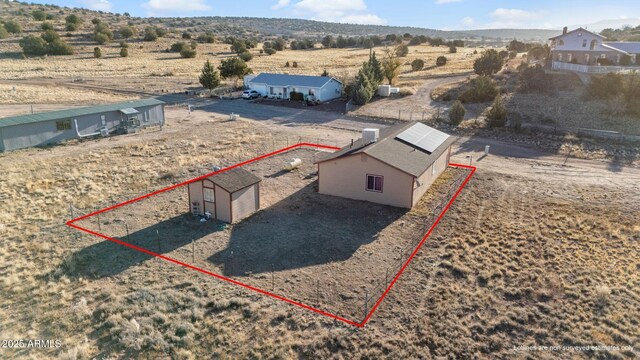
[61,214,225,279]
[208,181,407,276]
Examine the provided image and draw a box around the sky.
[26,0,640,30]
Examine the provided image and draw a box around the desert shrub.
[292,61,298,68]
[65,23,78,32]
[399,87,415,97]
[449,46,457,53]
[119,41,129,48]
[459,76,498,103]
[197,32,215,43]
[395,44,409,57]
[230,40,247,54]
[4,19,22,34]
[94,32,109,45]
[65,14,82,25]
[284,61,290,67]
[264,48,276,55]
[46,13,55,20]
[119,25,135,38]
[238,51,253,62]
[143,27,158,41]
[180,47,197,58]
[40,22,54,31]
[290,91,304,101]
[41,29,59,43]
[449,100,465,125]
[94,23,113,40]
[32,10,47,21]
[436,56,447,66]
[19,35,47,56]
[47,39,74,55]
[518,64,552,93]
[0,25,7,40]
[170,41,188,52]
[486,96,507,127]
[411,59,425,71]
[119,47,128,57]
[91,17,101,25]
[624,75,640,115]
[619,54,633,66]
[474,49,503,76]
[182,32,191,39]
[272,38,285,51]
[586,73,623,99]
[509,50,517,59]
[93,47,101,58]
[155,27,167,37]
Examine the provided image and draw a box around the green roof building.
[0,98,165,151]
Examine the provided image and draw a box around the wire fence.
[66,147,471,324]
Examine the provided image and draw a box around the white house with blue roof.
[244,73,343,102]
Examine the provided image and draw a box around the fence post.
[97,210,101,232]
[125,223,130,243]
[156,229,161,253]
[398,110,401,120]
[364,289,369,321]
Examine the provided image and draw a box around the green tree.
[436,56,447,66]
[272,38,285,51]
[46,39,74,55]
[32,10,47,21]
[368,51,384,84]
[41,30,60,43]
[508,39,526,53]
[486,96,507,127]
[321,35,335,48]
[352,68,375,105]
[518,64,552,93]
[230,39,247,54]
[474,49,503,76]
[382,48,402,85]
[449,100,465,125]
[238,51,253,62]
[119,25,135,38]
[199,59,220,94]
[19,35,47,56]
[4,19,22,34]
[218,57,252,88]
[459,76,498,103]
[411,59,425,71]
[264,48,276,55]
[94,47,102,58]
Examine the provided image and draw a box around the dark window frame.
[56,119,71,131]
[366,174,384,193]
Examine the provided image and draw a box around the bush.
[596,57,613,66]
[41,22,54,31]
[474,49,503,76]
[155,27,168,37]
[170,42,188,52]
[65,14,82,25]
[264,48,276,55]
[4,19,22,34]
[19,35,47,56]
[119,47,128,57]
[290,91,305,101]
[449,100,465,125]
[620,54,633,66]
[586,73,623,99]
[509,50,517,59]
[46,14,56,20]
[518,64,552,93]
[95,23,113,40]
[411,59,425,71]
[182,32,191,39]
[486,96,507,127]
[395,44,409,57]
[119,41,129,48]
[197,32,215,43]
[143,27,158,41]
[449,46,457,53]
[180,47,197,58]
[292,61,298,68]
[41,29,59,43]
[238,51,253,62]
[91,17,101,25]
[284,61,290,67]
[47,38,74,55]
[459,76,498,103]
[93,47,102,58]
[32,10,47,21]
[436,56,447,66]
[0,25,7,40]
[65,23,78,32]
[94,32,109,45]
[119,25,135,38]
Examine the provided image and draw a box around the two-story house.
[549,27,639,66]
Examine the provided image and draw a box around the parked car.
[242,90,260,99]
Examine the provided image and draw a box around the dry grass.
[0,83,134,104]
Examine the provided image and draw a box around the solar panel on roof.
[395,122,450,153]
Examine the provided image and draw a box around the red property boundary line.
[66,143,476,328]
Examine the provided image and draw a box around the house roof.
[315,121,457,178]
[249,73,341,88]
[207,167,261,193]
[549,27,606,40]
[0,98,165,129]
[604,42,640,54]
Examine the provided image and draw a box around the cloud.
[142,0,211,14]
[435,0,462,4]
[481,8,547,28]
[272,0,290,10]
[461,16,475,26]
[292,0,386,25]
[78,0,112,11]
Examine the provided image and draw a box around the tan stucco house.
[315,121,456,209]
[188,167,261,223]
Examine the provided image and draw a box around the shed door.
[203,185,216,218]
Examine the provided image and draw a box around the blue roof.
[0,98,164,128]
[604,42,640,54]
[249,73,340,88]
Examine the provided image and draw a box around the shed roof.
[249,73,341,88]
[207,167,261,193]
[0,98,164,128]
[604,42,640,54]
[315,121,457,178]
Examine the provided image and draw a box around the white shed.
[247,73,343,102]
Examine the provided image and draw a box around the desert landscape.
[1,1,639,359]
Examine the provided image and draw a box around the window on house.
[56,119,71,131]
[203,188,215,202]
[582,39,587,47]
[100,115,106,126]
[366,175,383,192]
[590,40,598,50]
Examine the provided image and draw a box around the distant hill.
[569,18,640,32]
